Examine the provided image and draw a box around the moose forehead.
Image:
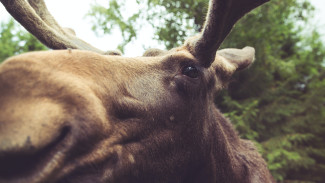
[1,48,223,90]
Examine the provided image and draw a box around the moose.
[0,0,275,182]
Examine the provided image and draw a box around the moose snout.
[0,97,70,181]
[0,98,67,151]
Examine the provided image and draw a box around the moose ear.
[212,47,255,85]
[217,46,255,71]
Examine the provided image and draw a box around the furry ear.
[212,47,255,84]
[217,46,255,71]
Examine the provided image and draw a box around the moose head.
[0,0,274,182]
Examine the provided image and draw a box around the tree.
[0,19,47,62]
[88,0,325,182]
[219,1,325,181]
[87,0,207,52]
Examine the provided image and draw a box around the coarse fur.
[0,48,274,183]
[0,0,274,182]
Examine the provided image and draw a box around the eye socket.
[182,65,200,78]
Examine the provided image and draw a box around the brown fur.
[0,48,274,182]
[0,0,274,182]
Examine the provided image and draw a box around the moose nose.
[0,97,69,180]
[0,97,67,153]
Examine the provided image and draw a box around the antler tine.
[27,0,70,36]
[185,0,269,67]
[0,0,105,54]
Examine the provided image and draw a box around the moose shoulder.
[0,0,274,182]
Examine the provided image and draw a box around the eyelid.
[181,61,203,74]
[179,59,198,67]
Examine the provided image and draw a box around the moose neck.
[204,107,240,182]
[206,104,273,183]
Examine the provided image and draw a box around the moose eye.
[182,65,200,78]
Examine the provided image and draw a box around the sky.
[0,0,325,56]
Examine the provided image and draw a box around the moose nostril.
[0,126,71,180]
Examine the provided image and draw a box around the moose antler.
[186,0,269,67]
[1,0,268,59]
[0,0,105,54]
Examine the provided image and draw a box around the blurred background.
[1,0,325,182]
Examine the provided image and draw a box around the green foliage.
[0,19,47,62]
[219,1,325,181]
[88,1,141,52]
[89,0,325,182]
[87,0,206,52]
